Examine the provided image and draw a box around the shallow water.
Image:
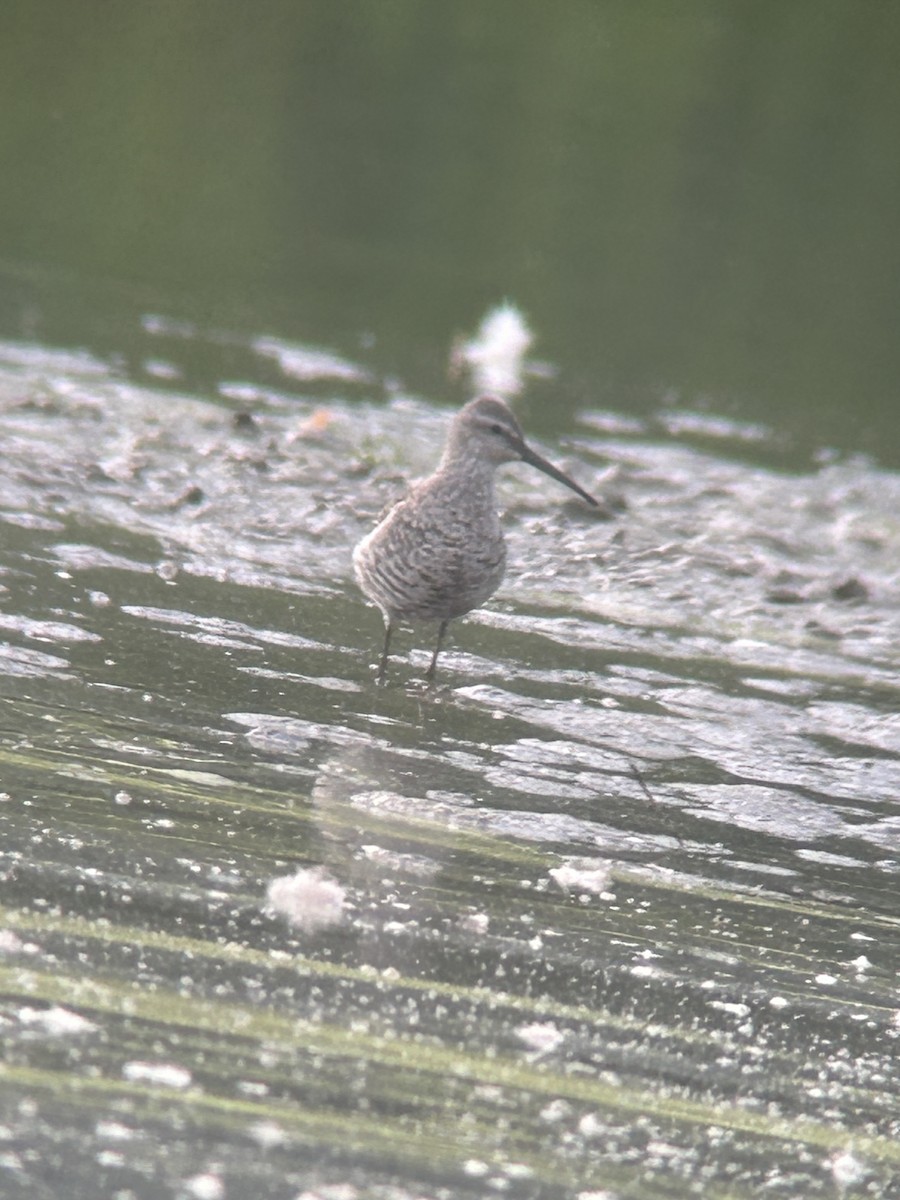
[1,329,898,1199]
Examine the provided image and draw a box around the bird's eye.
[489,423,504,435]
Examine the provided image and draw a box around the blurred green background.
[1,0,898,459]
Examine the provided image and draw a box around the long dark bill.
[519,443,598,507]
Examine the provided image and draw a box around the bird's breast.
[354,481,507,622]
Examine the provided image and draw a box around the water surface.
[1,329,898,1199]
[1,2,899,1196]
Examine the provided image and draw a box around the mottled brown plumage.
[354,396,597,682]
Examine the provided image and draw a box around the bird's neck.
[431,451,498,504]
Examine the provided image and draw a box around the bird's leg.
[376,621,394,684]
[424,619,450,682]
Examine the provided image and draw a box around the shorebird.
[353,395,598,682]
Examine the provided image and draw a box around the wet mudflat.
[0,330,898,1199]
